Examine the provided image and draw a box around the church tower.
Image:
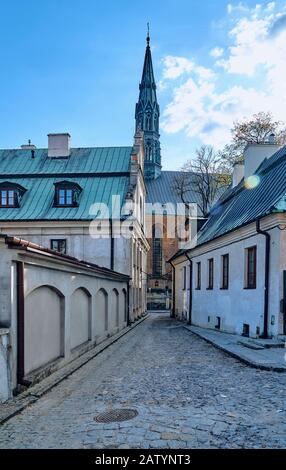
[135,29,161,180]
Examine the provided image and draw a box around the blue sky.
[0,0,286,169]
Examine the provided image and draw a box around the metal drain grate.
[95,409,138,423]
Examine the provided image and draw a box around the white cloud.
[160,2,286,150]
[210,47,224,58]
[227,2,249,15]
[161,56,195,80]
[266,2,276,12]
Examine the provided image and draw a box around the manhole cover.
[94,409,138,423]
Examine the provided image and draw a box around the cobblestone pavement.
[0,312,286,449]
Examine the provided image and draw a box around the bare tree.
[218,112,286,170]
[172,145,231,218]
[232,111,286,147]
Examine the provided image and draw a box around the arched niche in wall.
[70,287,92,350]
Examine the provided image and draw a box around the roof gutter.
[256,218,270,339]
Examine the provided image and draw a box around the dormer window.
[54,181,82,207]
[0,182,26,208]
[0,190,16,207]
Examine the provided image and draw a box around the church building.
[135,32,205,310]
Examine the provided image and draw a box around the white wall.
[0,220,148,320]
[25,286,64,374]
[174,259,190,321]
[0,239,130,396]
[244,144,279,178]
[173,218,283,338]
[0,329,10,402]
[70,288,91,350]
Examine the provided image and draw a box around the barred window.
[208,258,214,289]
[196,262,201,290]
[152,225,162,277]
[246,246,257,289]
[221,254,229,289]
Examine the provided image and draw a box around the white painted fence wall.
[0,237,129,401]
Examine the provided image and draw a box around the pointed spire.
[147,22,150,46]
[135,29,162,180]
[139,25,157,103]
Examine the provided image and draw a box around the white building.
[170,142,286,339]
[0,131,149,323]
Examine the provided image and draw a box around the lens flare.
[244,175,260,190]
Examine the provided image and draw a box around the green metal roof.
[0,147,132,221]
[196,144,286,247]
[0,147,132,176]
[0,176,129,221]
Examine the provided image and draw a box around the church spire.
[135,28,161,180]
[147,22,150,46]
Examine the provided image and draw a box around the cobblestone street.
[0,312,286,449]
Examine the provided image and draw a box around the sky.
[0,0,286,170]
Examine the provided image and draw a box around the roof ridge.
[0,145,132,151]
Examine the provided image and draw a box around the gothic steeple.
[135,28,161,180]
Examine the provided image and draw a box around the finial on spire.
[147,22,150,46]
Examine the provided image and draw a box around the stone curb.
[0,314,149,426]
[184,326,286,373]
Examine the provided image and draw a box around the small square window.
[57,188,75,206]
[50,239,67,254]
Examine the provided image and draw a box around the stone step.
[250,339,285,349]
[237,340,265,351]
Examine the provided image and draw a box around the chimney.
[232,161,244,188]
[244,141,280,178]
[48,133,71,158]
[21,139,36,150]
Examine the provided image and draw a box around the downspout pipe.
[169,260,176,318]
[109,219,114,271]
[16,261,31,388]
[256,218,270,339]
[185,252,193,326]
[127,281,131,326]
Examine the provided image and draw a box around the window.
[245,246,257,289]
[183,266,187,290]
[50,239,67,254]
[152,224,163,278]
[59,188,73,206]
[54,181,82,207]
[0,190,16,207]
[221,254,229,289]
[196,262,201,290]
[208,258,214,289]
[0,182,26,208]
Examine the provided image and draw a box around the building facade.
[170,142,286,339]
[0,131,148,322]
